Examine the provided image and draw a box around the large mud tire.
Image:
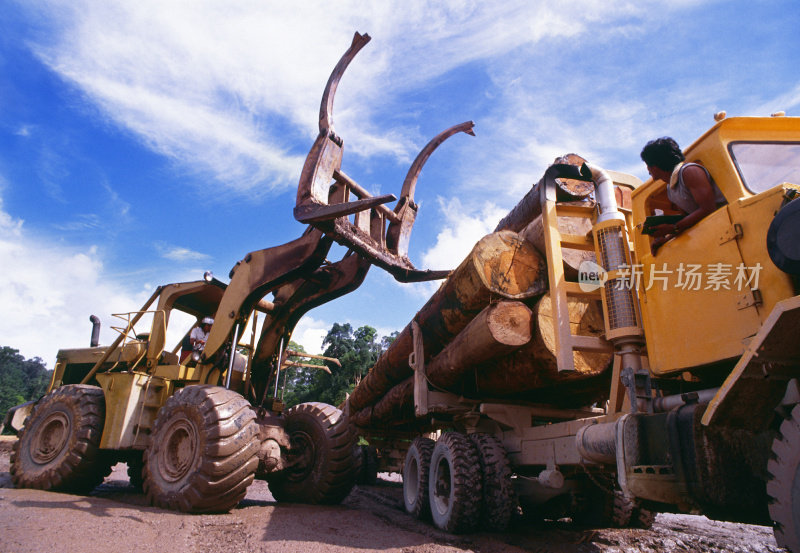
[573,480,655,529]
[429,432,482,533]
[469,433,515,531]
[11,385,111,493]
[403,437,434,520]
[143,385,260,513]
[268,402,356,504]
[767,403,800,552]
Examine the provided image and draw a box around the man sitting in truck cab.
[640,137,727,253]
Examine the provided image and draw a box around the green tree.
[280,341,324,408]
[282,323,394,408]
[0,347,52,430]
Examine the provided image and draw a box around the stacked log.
[348,231,547,414]
[465,293,612,403]
[348,154,619,429]
[353,300,533,427]
[519,204,596,280]
[493,153,593,233]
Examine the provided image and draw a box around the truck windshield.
[730,142,800,194]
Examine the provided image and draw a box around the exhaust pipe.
[89,315,101,347]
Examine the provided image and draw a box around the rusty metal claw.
[386,121,476,258]
[319,32,371,137]
[294,32,470,283]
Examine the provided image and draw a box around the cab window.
[729,142,800,194]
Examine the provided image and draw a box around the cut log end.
[472,231,547,299]
[487,301,533,347]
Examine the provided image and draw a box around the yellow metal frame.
[538,177,614,373]
[631,116,800,376]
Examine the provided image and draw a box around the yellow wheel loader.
[4,32,473,513]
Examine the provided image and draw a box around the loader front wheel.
[11,385,111,493]
[143,386,260,513]
[268,402,356,504]
[767,403,800,552]
[403,437,434,520]
[428,432,482,533]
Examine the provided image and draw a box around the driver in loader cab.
[640,137,727,253]
[180,316,214,362]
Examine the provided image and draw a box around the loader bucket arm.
[248,252,372,401]
[201,229,332,362]
[386,121,475,257]
[295,32,472,283]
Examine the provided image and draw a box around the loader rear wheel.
[767,403,800,552]
[469,433,514,531]
[429,432,482,533]
[11,385,111,493]
[143,385,260,513]
[267,402,356,504]
[403,437,434,520]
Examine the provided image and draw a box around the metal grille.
[596,226,627,271]
[596,223,639,331]
[604,282,639,330]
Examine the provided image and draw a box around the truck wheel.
[428,432,482,533]
[403,437,434,519]
[767,403,800,552]
[143,385,260,513]
[268,402,356,504]
[11,385,111,493]
[469,433,515,531]
[356,444,379,485]
[579,491,655,528]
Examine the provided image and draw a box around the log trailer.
[348,114,800,551]
[4,33,473,513]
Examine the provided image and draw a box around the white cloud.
[0,196,148,366]
[155,242,210,262]
[20,0,690,195]
[291,315,330,355]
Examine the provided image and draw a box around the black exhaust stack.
[89,315,101,347]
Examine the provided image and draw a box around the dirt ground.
[0,436,784,553]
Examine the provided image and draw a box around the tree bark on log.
[348,231,546,412]
[464,293,612,402]
[494,154,593,233]
[519,204,597,281]
[353,301,533,427]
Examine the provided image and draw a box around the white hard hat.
[201,317,214,325]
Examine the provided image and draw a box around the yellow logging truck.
[349,113,800,552]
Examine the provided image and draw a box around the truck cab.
[631,115,800,376]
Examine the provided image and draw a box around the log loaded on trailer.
[3,33,473,513]
[348,114,800,551]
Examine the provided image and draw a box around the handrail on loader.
[200,32,474,398]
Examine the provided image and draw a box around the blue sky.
[1,1,799,365]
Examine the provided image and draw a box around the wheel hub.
[432,458,452,514]
[285,431,316,482]
[160,418,198,483]
[31,411,70,465]
[404,457,420,504]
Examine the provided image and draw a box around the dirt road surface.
[0,436,784,553]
